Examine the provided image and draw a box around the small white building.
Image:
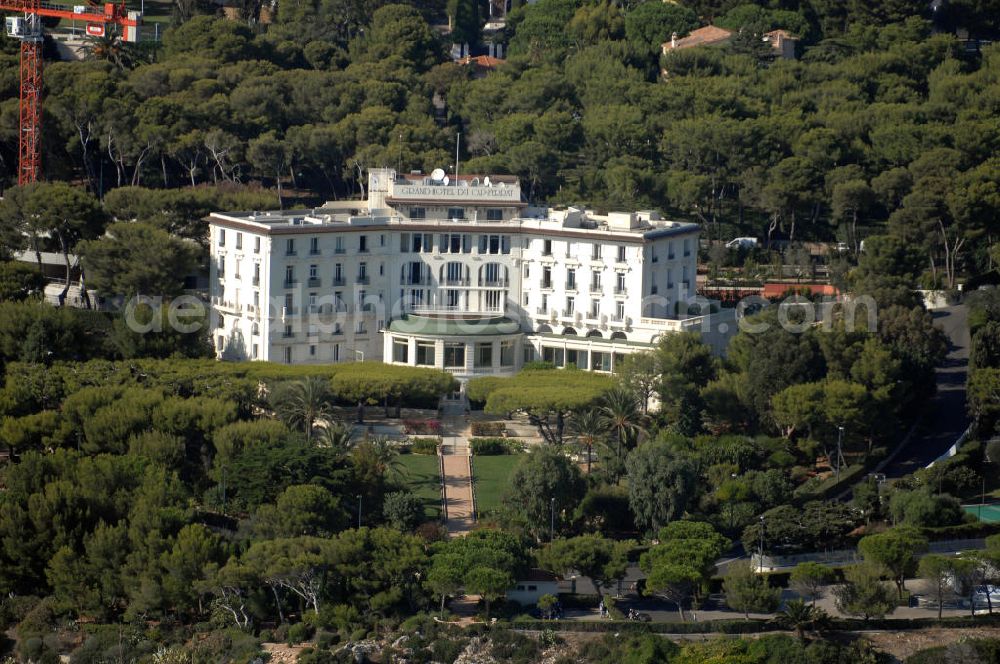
[206,168,735,378]
[507,569,561,607]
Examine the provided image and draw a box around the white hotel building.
[207,168,735,378]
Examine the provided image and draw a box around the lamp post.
[550,497,556,541]
[758,515,765,574]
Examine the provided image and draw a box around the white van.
[726,237,758,250]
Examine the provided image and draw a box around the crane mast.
[3,0,141,185]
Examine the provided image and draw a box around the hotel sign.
[392,184,520,202]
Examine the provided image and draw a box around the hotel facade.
[207,168,735,379]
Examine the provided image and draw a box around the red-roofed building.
[457,54,505,78]
[661,25,798,59]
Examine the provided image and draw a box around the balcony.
[565,282,577,292]
[561,309,575,317]
[282,330,295,339]
[356,276,370,285]
[252,277,260,286]
[651,255,659,263]
[402,277,433,286]
[590,285,602,294]
[282,306,298,317]
[668,254,676,260]
[535,307,549,316]
[615,287,627,295]
[307,277,321,288]
[334,247,346,254]
[309,248,321,256]
[283,279,298,288]
[481,279,509,288]
[442,278,470,287]
[285,250,297,257]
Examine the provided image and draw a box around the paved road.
[440,399,475,536]
[883,304,970,478]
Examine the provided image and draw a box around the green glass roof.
[388,315,523,337]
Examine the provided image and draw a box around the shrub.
[287,621,315,645]
[471,421,506,437]
[403,419,442,435]
[470,438,525,455]
[410,437,440,455]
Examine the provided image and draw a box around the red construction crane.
[3,0,141,185]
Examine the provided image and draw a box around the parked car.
[726,237,759,250]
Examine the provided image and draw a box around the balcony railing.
[309,248,321,256]
[307,277,321,288]
[356,276,370,284]
[332,277,345,286]
[615,287,626,295]
[565,282,577,291]
[402,277,433,286]
[334,247,346,254]
[282,306,298,317]
[283,279,298,288]
[481,279,509,288]
[285,250,297,256]
[442,278,470,286]
[541,281,553,289]
[590,285,602,293]
[252,277,260,286]
[535,307,549,316]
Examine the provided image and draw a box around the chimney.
[671,32,678,49]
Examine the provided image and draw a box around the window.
[617,245,626,262]
[592,244,602,260]
[591,271,601,292]
[542,346,564,367]
[500,340,515,367]
[335,237,345,253]
[218,229,225,246]
[592,351,611,372]
[254,237,260,253]
[501,235,510,254]
[566,269,576,290]
[447,207,465,220]
[333,344,340,361]
[284,265,295,285]
[334,263,343,284]
[440,233,464,254]
[615,301,625,321]
[284,293,293,313]
[445,289,461,308]
[668,242,675,260]
[251,322,259,336]
[410,207,426,219]
[216,336,224,351]
[400,233,410,253]
[234,260,240,279]
[565,296,575,314]
[486,208,503,221]
[541,293,548,313]
[542,266,552,289]
[310,344,317,356]
[252,344,258,359]
[358,263,368,282]
[490,235,501,254]
[543,239,552,256]
[283,323,293,338]
[217,257,225,278]
[253,291,259,308]
[380,234,385,246]
[359,235,368,252]
[412,233,433,253]
[310,237,319,255]
[444,343,465,368]
[309,264,318,279]
[236,232,242,250]
[616,272,626,294]
[651,248,658,263]
[683,238,692,257]
[523,292,529,306]
[253,264,260,286]
[308,293,318,311]
[416,341,435,366]
[523,264,530,279]
[284,347,292,364]
[393,339,409,363]
[590,299,600,318]
[285,238,295,256]
[475,343,493,368]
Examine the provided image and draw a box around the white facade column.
[434,339,445,369]
[408,337,417,366]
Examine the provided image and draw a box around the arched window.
[586,329,602,338]
[536,324,553,334]
[610,331,627,340]
[440,261,467,286]
[251,322,260,336]
[479,262,508,287]
[562,327,578,336]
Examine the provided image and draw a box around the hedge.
[470,438,525,455]
[470,421,506,437]
[919,520,1000,540]
[409,438,440,455]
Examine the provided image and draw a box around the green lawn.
[472,454,522,517]
[397,453,441,522]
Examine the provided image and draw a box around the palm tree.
[567,409,604,475]
[316,420,353,455]
[351,435,406,483]
[599,387,645,480]
[81,33,146,70]
[269,377,334,443]
[775,599,828,642]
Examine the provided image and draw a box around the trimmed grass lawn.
[398,453,441,521]
[472,454,521,517]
